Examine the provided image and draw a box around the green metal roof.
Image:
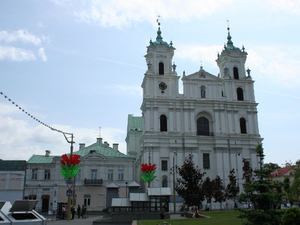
[128,115,143,132]
[0,160,27,170]
[74,143,134,159]
[27,155,55,164]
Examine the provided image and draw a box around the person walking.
[71,206,75,220]
[77,205,81,218]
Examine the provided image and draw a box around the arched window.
[159,62,164,75]
[237,88,244,101]
[233,67,239,79]
[197,117,209,135]
[200,86,206,98]
[240,118,247,134]
[160,115,167,131]
[162,176,168,187]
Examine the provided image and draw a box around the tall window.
[237,88,244,101]
[240,118,247,134]
[32,169,37,180]
[160,115,167,131]
[159,62,164,75]
[162,176,168,187]
[44,169,50,180]
[118,170,124,181]
[91,169,97,180]
[197,117,209,135]
[161,160,168,171]
[200,86,206,98]
[233,67,239,79]
[76,170,81,180]
[203,153,210,169]
[107,169,114,181]
[84,195,91,206]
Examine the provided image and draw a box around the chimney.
[79,143,85,150]
[97,138,103,145]
[45,150,50,157]
[103,141,109,147]
[113,143,119,151]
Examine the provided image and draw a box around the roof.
[127,115,143,132]
[130,193,149,202]
[147,187,172,196]
[74,142,134,159]
[0,160,27,170]
[270,166,293,178]
[27,155,55,164]
[223,27,243,52]
[148,27,173,48]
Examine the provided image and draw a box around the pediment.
[183,69,221,82]
[82,151,107,160]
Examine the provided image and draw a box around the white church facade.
[126,25,262,192]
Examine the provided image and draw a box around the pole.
[173,152,177,213]
[66,134,75,221]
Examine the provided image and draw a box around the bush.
[282,207,300,225]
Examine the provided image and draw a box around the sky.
[0,0,300,167]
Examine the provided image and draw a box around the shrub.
[282,207,300,225]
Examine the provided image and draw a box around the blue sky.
[0,0,299,166]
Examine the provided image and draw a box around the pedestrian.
[82,205,87,219]
[71,206,75,220]
[160,206,165,219]
[62,206,66,220]
[77,205,81,218]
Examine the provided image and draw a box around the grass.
[137,210,244,225]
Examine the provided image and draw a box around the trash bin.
[0,201,12,224]
[6,200,47,225]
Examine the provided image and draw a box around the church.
[126,24,263,192]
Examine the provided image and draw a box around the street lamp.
[173,151,177,213]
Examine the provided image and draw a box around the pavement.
[45,213,185,225]
[46,215,102,225]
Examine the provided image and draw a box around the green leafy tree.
[288,165,300,204]
[282,207,300,225]
[212,175,225,210]
[203,177,213,206]
[175,154,205,207]
[264,162,281,170]
[225,169,240,207]
[239,144,283,225]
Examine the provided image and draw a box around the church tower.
[128,24,262,201]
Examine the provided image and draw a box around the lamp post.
[173,151,177,213]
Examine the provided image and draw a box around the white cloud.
[38,47,47,62]
[0,30,42,45]
[0,102,127,160]
[267,0,300,15]
[0,45,36,61]
[247,46,300,87]
[55,0,234,28]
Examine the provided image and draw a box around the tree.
[203,177,213,207]
[212,175,225,210]
[282,207,300,225]
[264,162,281,170]
[175,154,205,207]
[288,165,300,203]
[225,169,240,207]
[239,143,283,225]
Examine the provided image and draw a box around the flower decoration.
[60,154,81,178]
[141,163,157,183]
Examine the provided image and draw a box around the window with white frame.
[44,169,50,180]
[84,194,91,206]
[91,169,97,180]
[32,169,37,180]
[107,169,114,181]
[118,170,124,181]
